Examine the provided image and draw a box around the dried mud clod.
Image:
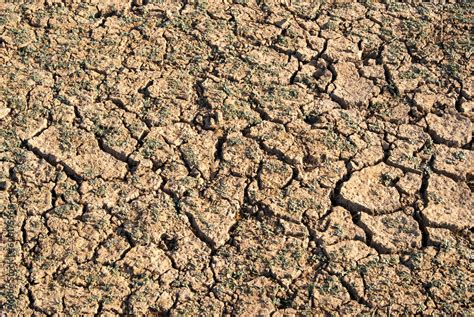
[0,1,472,316]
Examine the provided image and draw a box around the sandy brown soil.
[0,1,473,315]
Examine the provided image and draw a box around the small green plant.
[142,139,163,158]
[445,151,465,164]
[380,173,395,187]
[427,192,443,204]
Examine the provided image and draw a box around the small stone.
[426,113,472,147]
[422,174,473,231]
[359,210,422,253]
[0,107,11,120]
[338,163,403,215]
[330,62,379,108]
[432,144,473,181]
[258,159,293,190]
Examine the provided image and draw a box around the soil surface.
[1,1,473,316]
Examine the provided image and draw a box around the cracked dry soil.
[0,1,473,316]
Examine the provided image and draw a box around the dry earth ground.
[0,1,473,316]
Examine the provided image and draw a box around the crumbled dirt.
[0,1,472,315]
